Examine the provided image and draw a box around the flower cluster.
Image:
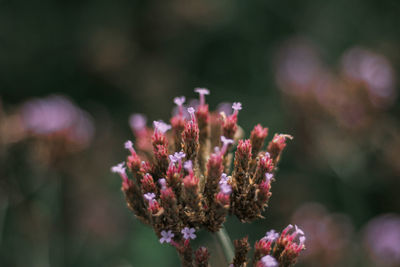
[253,225,306,267]
[111,89,304,266]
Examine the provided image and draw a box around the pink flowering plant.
[111,89,305,266]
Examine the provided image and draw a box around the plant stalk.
[215,226,234,264]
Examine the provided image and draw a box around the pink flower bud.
[267,134,293,163]
[196,104,209,124]
[148,199,161,214]
[254,239,272,256]
[127,153,141,171]
[237,139,252,158]
[250,124,269,157]
[183,174,199,189]
[141,173,156,193]
[160,187,176,202]
[216,192,230,206]
[140,161,151,173]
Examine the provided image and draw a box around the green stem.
[215,226,234,264]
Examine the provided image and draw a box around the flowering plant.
[112,89,305,266]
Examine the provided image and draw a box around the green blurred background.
[1,0,400,266]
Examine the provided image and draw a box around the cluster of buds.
[111,89,304,266]
[253,225,306,267]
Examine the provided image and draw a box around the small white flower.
[187,107,195,115]
[265,229,279,242]
[260,255,278,267]
[124,140,134,153]
[184,160,193,171]
[220,136,234,155]
[158,178,167,190]
[299,235,306,245]
[174,96,186,106]
[219,173,229,185]
[194,88,210,106]
[169,152,186,163]
[220,183,232,195]
[174,152,186,161]
[194,88,210,95]
[232,102,242,111]
[286,224,293,230]
[220,136,234,146]
[160,230,174,244]
[111,162,126,175]
[181,227,196,240]
[295,225,305,236]
[265,173,273,183]
[153,120,171,134]
[169,154,176,163]
[144,192,156,202]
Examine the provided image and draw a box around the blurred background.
[1,0,399,266]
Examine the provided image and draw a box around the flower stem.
[215,226,234,264]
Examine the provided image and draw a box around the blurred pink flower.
[20,95,94,146]
[363,214,400,266]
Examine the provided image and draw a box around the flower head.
[113,89,299,264]
[160,230,174,244]
[181,227,196,240]
[153,120,171,134]
[260,255,278,267]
